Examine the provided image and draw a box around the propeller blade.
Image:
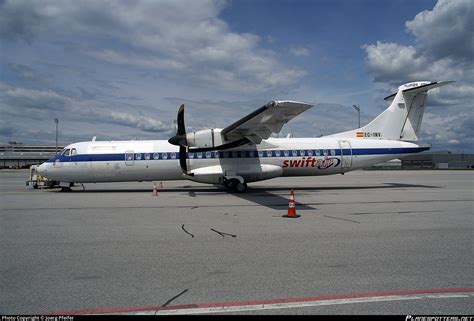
[168,104,188,147]
[177,104,185,136]
[179,145,187,174]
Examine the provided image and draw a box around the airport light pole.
[352,104,360,128]
[55,118,59,154]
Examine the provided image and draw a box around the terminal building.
[368,151,474,170]
[400,151,474,169]
[0,142,64,169]
[1,142,473,170]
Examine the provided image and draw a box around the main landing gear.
[224,178,248,193]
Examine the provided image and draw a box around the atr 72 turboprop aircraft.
[37,81,452,192]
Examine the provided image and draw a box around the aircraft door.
[125,150,134,166]
[338,140,352,171]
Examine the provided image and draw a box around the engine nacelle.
[186,128,224,149]
[239,164,283,183]
[188,164,283,184]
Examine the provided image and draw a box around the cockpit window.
[61,149,71,156]
[71,148,77,156]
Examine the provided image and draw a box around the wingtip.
[274,100,314,108]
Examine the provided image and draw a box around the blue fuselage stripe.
[46,147,429,163]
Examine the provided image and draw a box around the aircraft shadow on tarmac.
[61,183,441,211]
[220,183,441,210]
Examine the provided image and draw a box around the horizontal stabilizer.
[384,81,454,101]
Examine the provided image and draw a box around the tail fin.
[328,81,453,141]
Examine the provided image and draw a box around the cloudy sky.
[1,0,473,152]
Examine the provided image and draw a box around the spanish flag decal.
[356,132,364,137]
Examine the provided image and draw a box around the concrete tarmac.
[0,169,472,315]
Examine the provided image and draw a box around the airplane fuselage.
[38,137,428,184]
[36,81,451,191]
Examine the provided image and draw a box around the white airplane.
[37,81,452,192]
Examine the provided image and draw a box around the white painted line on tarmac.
[48,288,474,315]
[149,292,473,315]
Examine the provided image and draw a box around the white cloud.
[405,0,474,61]
[0,83,175,138]
[289,46,311,57]
[0,0,306,95]
[363,42,423,82]
[363,42,467,84]
[84,50,187,72]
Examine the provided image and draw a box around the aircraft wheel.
[224,179,247,193]
[225,179,237,192]
[235,182,247,193]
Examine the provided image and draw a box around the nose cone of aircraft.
[37,163,47,176]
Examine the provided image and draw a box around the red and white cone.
[152,182,158,196]
[283,189,300,218]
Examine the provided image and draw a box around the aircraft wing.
[221,100,313,144]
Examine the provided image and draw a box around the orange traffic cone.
[152,182,158,196]
[283,189,300,218]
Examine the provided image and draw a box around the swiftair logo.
[282,157,340,169]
